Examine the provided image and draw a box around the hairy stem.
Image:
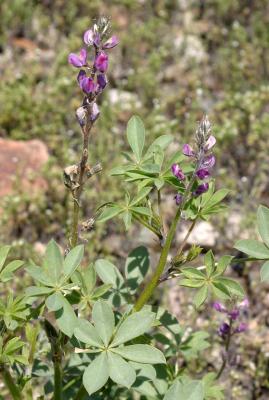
[53,353,63,400]
[0,365,22,400]
[70,119,93,248]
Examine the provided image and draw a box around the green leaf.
[122,211,132,230]
[214,277,244,298]
[25,286,53,297]
[53,293,77,337]
[179,279,205,288]
[260,260,269,282]
[0,245,11,272]
[127,115,145,162]
[46,292,63,311]
[92,284,112,300]
[131,206,152,217]
[181,268,205,280]
[63,245,84,278]
[202,189,230,210]
[111,310,155,347]
[0,260,24,282]
[83,352,109,396]
[234,239,269,259]
[215,255,233,276]
[130,187,152,206]
[94,259,124,287]
[43,240,63,283]
[205,251,215,277]
[113,344,166,364]
[96,205,123,223]
[107,351,136,388]
[164,380,204,400]
[125,246,150,294]
[193,285,208,308]
[145,135,173,158]
[92,300,115,346]
[257,205,269,247]
[74,319,103,348]
[26,265,54,287]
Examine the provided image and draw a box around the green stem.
[134,206,181,311]
[0,365,22,400]
[74,384,87,400]
[134,169,197,311]
[53,353,63,400]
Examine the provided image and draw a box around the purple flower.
[103,35,119,49]
[205,135,216,151]
[174,194,183,205]
[228,309,240,321]
[94,51,109,72]
[201,154,215,169]
[90,102,100,122]
[171,164,185,180]
[213,302,227,313]
[193,182,209,197]
[196,168,210,179]
[68,48,87,68]
[234,322,247,334]
[83,29,101,47]
[79,76,96,94]
[218,322,230,337]
[183,144,195,157]
[97,74,108,91]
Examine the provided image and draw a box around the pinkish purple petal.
[183,144,195,157]
[103,35,119,49]
[193,182,209,197]
[212,302,227,313]
[174,194,183,206]
[201,154,215,169]
[171,164,185,180]
[83,29,94,45]
[94,51,109,72]
[77,70,86,85]
[80,48,87,65]
[205,135,216,151]
[90,102,100,121]
[80,77,96,94]
[196,168,210,179]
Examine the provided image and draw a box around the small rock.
[0,139,49,197]
[177,221,219,248]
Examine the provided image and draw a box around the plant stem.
[132,213,163,240]
[74,384,87,400]
[51,340,64,400]
[0,365,22,400]
[216,317,233,380]
[177,218,197,255]
[70,120,93,248]
[134,169,198,311]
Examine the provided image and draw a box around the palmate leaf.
[164,380,204,400]
[113,344,166,364]
[107,352,136,388]
[92,300,115,347]
[257,205,269,247]
[234,239,269,259]
[127,115,145,162]
[0,245,11,271]
[83,352,109,396]
[0,260,24,282]
[42,239,63,283]
[111,310,155,347]
[260,260,269,282]
[74,318,103,348]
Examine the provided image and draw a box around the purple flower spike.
[171,164,185,180]
[174,194,183,206]
[213,302,227,313]
[80,77,96,94]
[218,322,230,337]
[234,322,247,334]
[193,182,209,197]
[94,51,109,72]
[103,35,119,49]
[201,154,215,169]
[68,48,87,68]
[229,309,240,321]
[205,135,216,151]
[196,168,210,179]
[90,102,100,122]
[183,144,195,157]
[97,74,108,91]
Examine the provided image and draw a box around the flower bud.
[205,135,216,151]
[218,322,230,337]
[90,102,100,122]
[234,322,247,334]
[174,194,183,206]
[212,302,227,313]
[228,309,240,321]
[196,168,210,179]
[103,35,119,49]
[183,144,195,157]
[193,182,209,197]
[94,51,109,72]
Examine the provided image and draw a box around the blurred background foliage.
[1,0,269,258]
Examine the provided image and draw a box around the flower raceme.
[68,19,118,120]
[213,300,248,338]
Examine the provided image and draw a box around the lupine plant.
[0,17,268,400]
